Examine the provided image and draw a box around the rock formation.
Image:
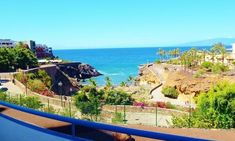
[29,62,102,96]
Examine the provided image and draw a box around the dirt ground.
[0,105,234,141]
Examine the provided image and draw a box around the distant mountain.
[178,38,235,47]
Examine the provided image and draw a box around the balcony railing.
[0,101,213,141]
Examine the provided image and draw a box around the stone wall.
[13,78,76,109]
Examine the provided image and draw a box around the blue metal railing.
[0,101,214,141]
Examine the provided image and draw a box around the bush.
[233,61,235,66]
[21,96,43,109]
[0,91,7,101]
[156,101,166,108]
[173,81,235,129]
[155,59,161,64]
[165,102,176,109]
[201,61,213,69]
[112,112,124,124]
[211,63,229,74]
[15,72,27,84]
[193,69,205,78]
[105,90,133,105]
[161,86,179,99]
[133,102,145,107]
[28,79,46,93]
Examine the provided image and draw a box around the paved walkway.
[0,79,24,96]
[148,64,196,108]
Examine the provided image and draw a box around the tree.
[74,85,104,120]
[14,46,38,69]
[127,75,135,86]
[157,48,166,61]
[0,48,15,72]
[120,81,127,87]
[173,81,235,129]
[211,43,226,64]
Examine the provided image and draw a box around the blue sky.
[0,0,235,49]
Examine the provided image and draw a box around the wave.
[98,70,125,76]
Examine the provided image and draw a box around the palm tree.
[157,48,165,61]
[127,76,135,86]
[175,48,180,57]
[120,81,127,87]
[211,43,226,64]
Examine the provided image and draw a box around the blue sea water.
[53,46,225,85]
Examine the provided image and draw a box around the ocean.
[53,46,226,85]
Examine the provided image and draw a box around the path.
[0,79,24,96]
[147,64,196,108]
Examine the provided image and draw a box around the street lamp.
[58,81,63,107]
[70,87,73,96]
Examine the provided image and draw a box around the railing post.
[123,105,126,124]
[47,98,50,111]
[155,106,158,126]
[71,123,76,136]
[19,94,22,106]
[69,101,71,118]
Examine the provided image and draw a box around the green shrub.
[165,102,177,109]
[37,70,52,88]
[193,69,205,78]
[161,86,179,99]
[233,61,235,66]
[0,91,7,101]
[21,96,43,109]
[105,90,133,105]
[112,112,124,124]
[201,61,213,69]
[173,81,235,129]
[15,72,26,84]
[28,79,46,93]
[212,63,229,74]
[155,59,161,64]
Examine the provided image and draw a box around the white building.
[0,39,16,48]
[23,40,36,53]
[232,43,235,56]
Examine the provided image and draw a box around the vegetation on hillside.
[172,81,235,129]
[15,70,53,96]
[159,43,230,74]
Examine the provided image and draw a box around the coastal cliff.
[137,63,235,97]
[29,62,102,96]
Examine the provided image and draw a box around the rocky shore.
[28,62,102,96]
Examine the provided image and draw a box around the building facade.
[35,44,53,59]
[0,39,16,48]
[24,40,36,53]
[0,38,54,59]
